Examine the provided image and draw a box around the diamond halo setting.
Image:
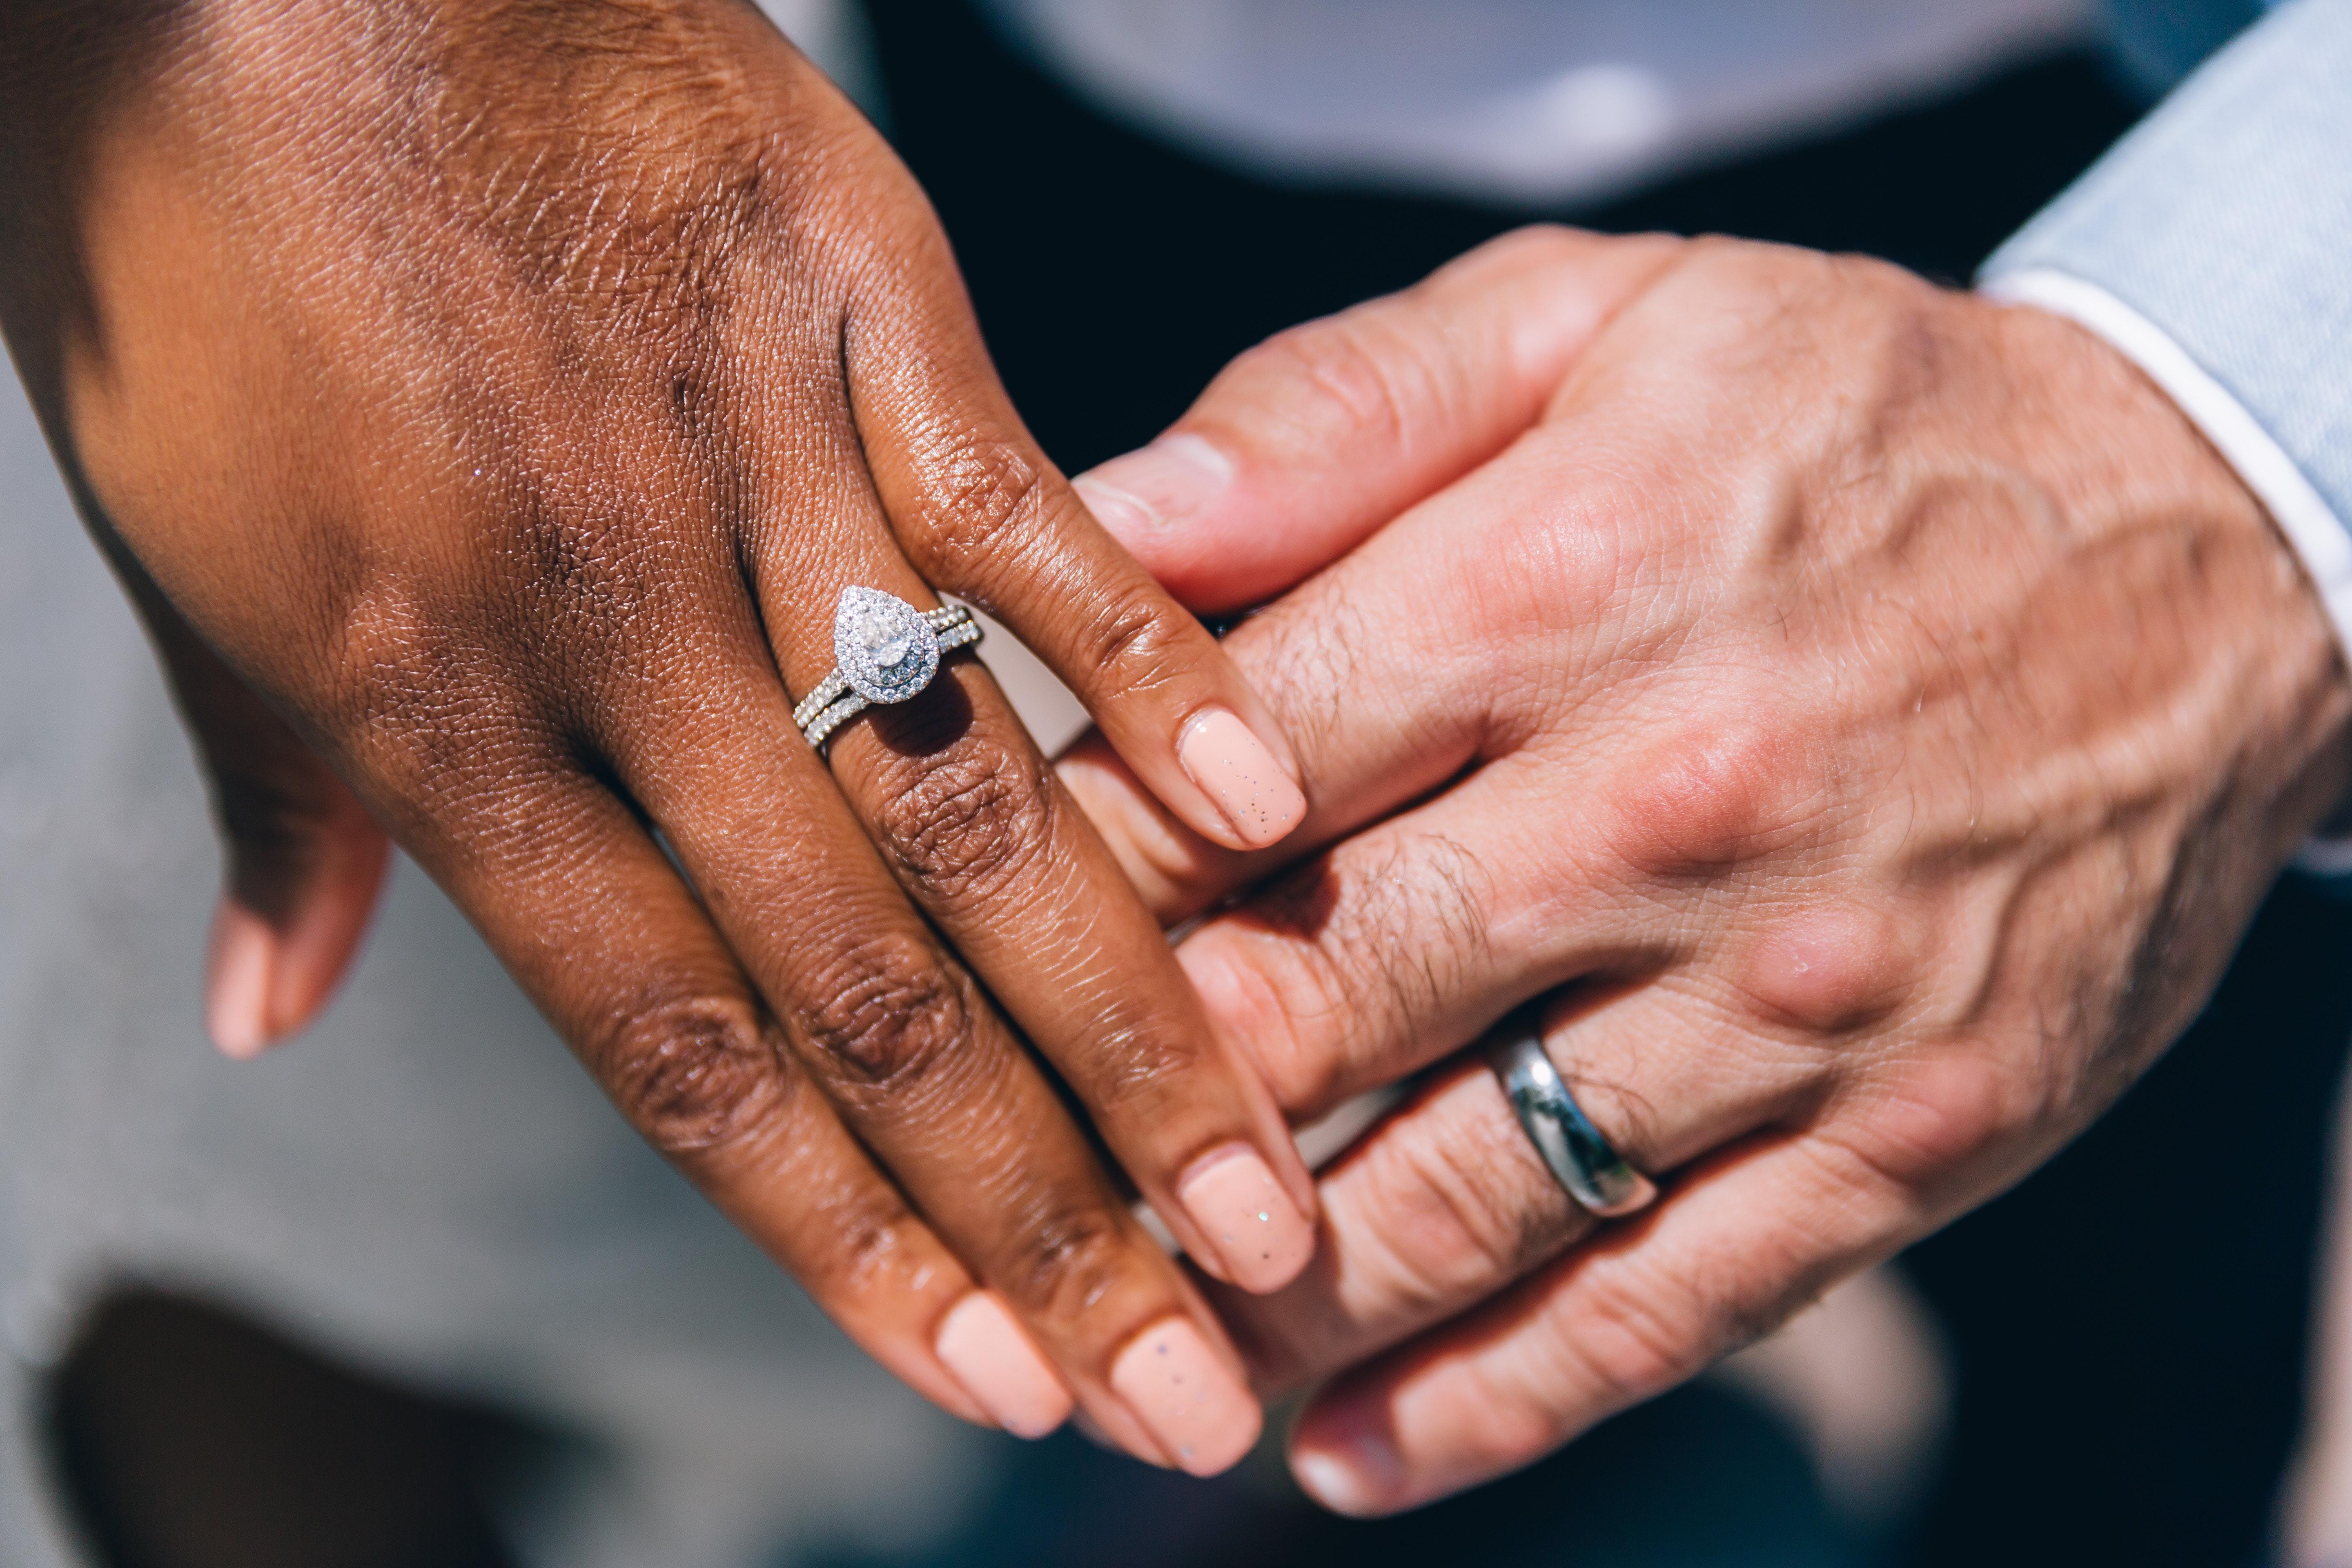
[834,586,942,706]
[795,588,984,753]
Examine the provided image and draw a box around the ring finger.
[752,370,1320,1302]
[1216,978,1832,1396]
[1170,741,1714,1121]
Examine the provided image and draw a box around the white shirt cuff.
[1982,266,2352,655]
[1979,266,2352,874]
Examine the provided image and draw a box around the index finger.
[1073,226,1681,614]
[1053,230,1680,920]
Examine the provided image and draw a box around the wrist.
[1987,290,2352,862]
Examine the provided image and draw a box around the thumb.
[132,584,389,1058]
[1075,227,1682,615]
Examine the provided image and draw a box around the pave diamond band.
[796,591,981,752]
[793,601,976,727]
[802,617,981,749]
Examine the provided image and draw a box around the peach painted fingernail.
[1178,708,1305,849]
[1109,1317,1262,1477]
[1178,1146,1316,1294]
[205,899,276,1060]
[933,1292,1074,1439]
[1074,433,1234,546]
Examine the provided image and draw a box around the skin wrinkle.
[1251,1084,1558,1378]
[1065,584,1189,706]
[793,934,979,1092]
[1374,1098,1573,1304]
[601,990,793,1156]
[1277,313,1432,472]
[1057,230,2352,1508]
[1000,1206,1131,1321]
[868,724,1063,906]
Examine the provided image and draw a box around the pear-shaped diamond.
[834,586,942,705]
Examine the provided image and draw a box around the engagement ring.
[795,586,983,751]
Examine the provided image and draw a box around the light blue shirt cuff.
[1982,0,2352,878]
[1981,0,2352,626]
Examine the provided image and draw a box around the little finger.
[1284,1121,1931,1515]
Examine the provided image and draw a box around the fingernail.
[933,1292,1074,1439]
[1074,433,1234,546]
[1177,1146,1316,1294]
[1178,708,1305,849]
[205,899,276,1060]
[1291,1421,1404,1516]
[1109,1317,1262,1477]
[1292,1446,1395,1517]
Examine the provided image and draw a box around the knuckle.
[1735,904,1915,1033]
[869,732,1060,908]
[1064,1010,1202,1123]
[320,590,569,819]
[796,937,977,1094]
[1069,581,1189,696]
[1247,312,1418,452]
[1358,1089,1581,1304]
[1818,1053,2019,1193]
[1599,709,1820,881]
[314,579,445,743]
[992,1201,1133,1323]
[343,698,565,853]
[602,991,793,1158]
[829,1203,931,1301]
[1561,1256,1718,1407]
[907,432,1050,574]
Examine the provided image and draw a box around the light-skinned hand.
[1061,227,2352,1508]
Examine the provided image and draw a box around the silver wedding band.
[795,587,983,752]
[1486,1017,1657,1219]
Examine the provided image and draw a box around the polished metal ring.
[795,587,983,751]
[1486,1018,1657,1219]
